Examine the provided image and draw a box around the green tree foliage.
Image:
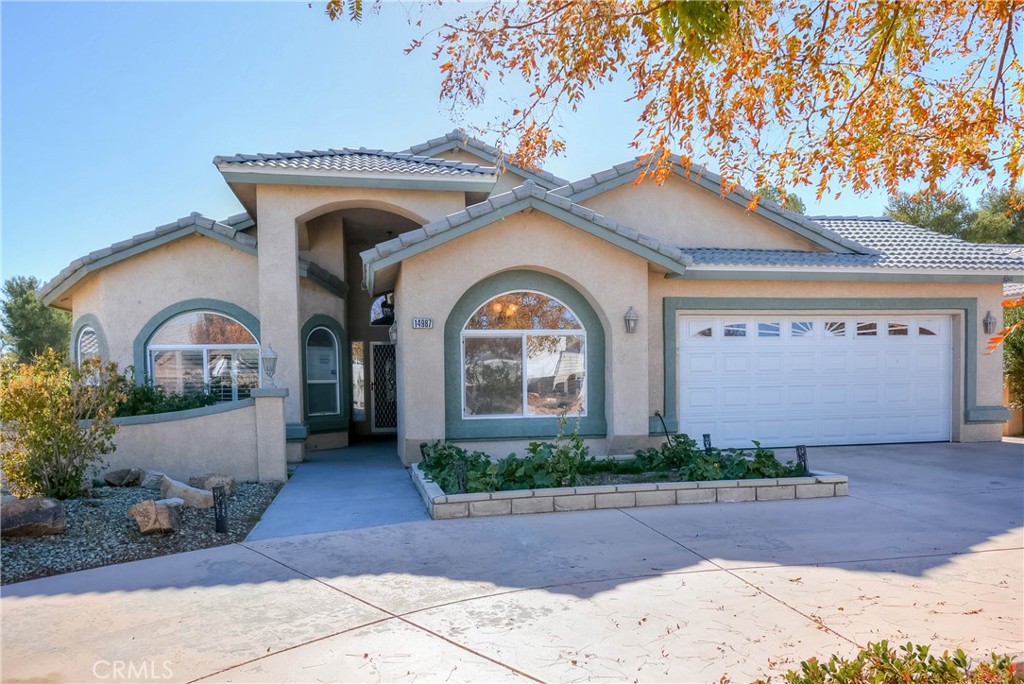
[755,187,806,215]
[1003,301,1024,411]
[886,190,1023,244]
[1,276,71,363]
[0,351,126,499]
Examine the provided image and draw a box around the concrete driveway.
[2,442,1021,683]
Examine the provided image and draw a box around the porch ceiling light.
[982,310,998,335]
[624,307,639,334]
[261,344,279,387]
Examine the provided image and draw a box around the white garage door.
[678,315,952,448]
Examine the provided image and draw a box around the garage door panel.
[679,314,952,448]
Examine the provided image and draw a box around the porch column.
[256,188,304,459]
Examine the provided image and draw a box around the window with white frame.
[305,327,340,415]
[77,327,100,365]
[462,291,586,418]
[147,311,259,401]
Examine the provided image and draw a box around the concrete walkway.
[246,441,429,541]
[2,441,1021,683]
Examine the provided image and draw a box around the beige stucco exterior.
[583,174,827,251]
[46,143,1015,471]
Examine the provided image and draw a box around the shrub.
[757,640,1021,684]
[0,351,126,499]
[634,434,806,480]
[115,371,216,417]
[419,441,492,493]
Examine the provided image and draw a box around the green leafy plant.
[114,369,216,417]
[757,640,1021,684]
[0,350,126,499]
[419,441,492,494]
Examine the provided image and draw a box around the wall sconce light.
[624,307,639,334]
[261,344,278,387]
[388,323,398,345]
[983,310,998,335]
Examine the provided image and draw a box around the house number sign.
[411,318,433,329]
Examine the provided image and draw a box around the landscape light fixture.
[624,307,639,334]
[261,344,278,387]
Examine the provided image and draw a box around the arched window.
[147,311,259,401]
[77,326,100,366]
[305,327,340,415]
[462,291,586,417]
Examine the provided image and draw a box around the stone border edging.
[409,466,849,519]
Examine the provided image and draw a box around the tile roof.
[361,180,692,270]
[555,157,873,255]
[685,218,1024,271]
[214,147,497,177]
[40,213,257,305]
[405,129,570,188]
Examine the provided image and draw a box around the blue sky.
[3,1,901,283]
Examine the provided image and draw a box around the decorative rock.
[128,500,179,535]
[1,497,67,538]
[104,468,144,487]
[140,471,165,490]
[160,476,214,509]
[155,497,185,510]
[188,473,235,496]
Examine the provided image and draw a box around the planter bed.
[409,464,848,520]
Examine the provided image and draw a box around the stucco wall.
[582,175,826,251]
[69,234,259,372]
[648,277,1007,443]
[105,401,260,482]
[396,210,650,463]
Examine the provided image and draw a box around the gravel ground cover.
[1,482,281,585]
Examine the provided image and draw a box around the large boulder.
[155,497,184,510]
[1,497,67,538]
[160,476,214,508]
[188,473,235,496]
[128,499,179,535]
[104,468,144,487]
[140,471,165,490]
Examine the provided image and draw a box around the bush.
[0,351,126,499]
[758,640,1021,684]
[419,417,590,494]
[115,372,216,417]
[633,434,806,481]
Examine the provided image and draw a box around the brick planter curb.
[409,465,849,520]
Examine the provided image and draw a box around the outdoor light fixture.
[983,310,998,335]
[261,344,278,387]
[624,307,639,334]
[388,323,398,345]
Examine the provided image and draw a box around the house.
[40,130,1023,473]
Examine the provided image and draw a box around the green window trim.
[132,299,260,385]
[654,297,1009,435]
[445,270,606,440]
[300,314,351,434]
[71,313,109,365]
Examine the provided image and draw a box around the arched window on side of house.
[461,291,587,418]
[76,326,100,366]
[147,311,260,401]
[305,327,340,416]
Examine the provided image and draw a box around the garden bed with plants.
[411,426,848,520]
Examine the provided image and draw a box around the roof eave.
[217,166,497,193]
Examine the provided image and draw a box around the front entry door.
[370,342,398,433]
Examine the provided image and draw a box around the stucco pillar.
[251,388,288,482]
[256,187,303,438]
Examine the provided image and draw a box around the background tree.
[1,276,71,363]
[327,0,1021,206]
[754,187,806,215]
[885,191,1023,244]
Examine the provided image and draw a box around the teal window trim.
[300,314,350,434]
[70,313,109,364]
[445,270,606,439]
[657,297,1008,434]
[132,299,260,385]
